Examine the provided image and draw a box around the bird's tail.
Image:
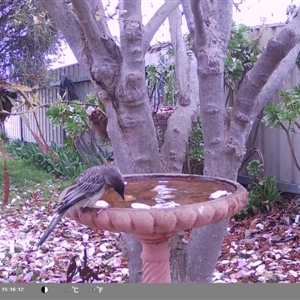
[38,212,64,247]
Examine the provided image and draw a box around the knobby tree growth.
[40,0,300,282]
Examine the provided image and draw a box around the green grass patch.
[0,154,71,204]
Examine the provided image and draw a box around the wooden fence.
[5,63,94,145]
[4,23,300,190]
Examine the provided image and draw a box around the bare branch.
[118,0,124,34]
[143,0,180,54]
[169,7,189,105]
[181,0,195,38]
[233,0,243,12]
[120,0,143,57]
[122,0,142,23]
[232,19,300,128]
[252,42,300,118]
[225,27,300,170]
[89,0,113,37]
[190,0,207,46]
[71,0,106,53]
[40,0,84,62]
[160,7,199,172]
[216,0,233,44]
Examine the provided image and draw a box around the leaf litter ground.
[0,190,299,283]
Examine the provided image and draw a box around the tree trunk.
[185,0,300,282]
[161,6,199,173]
[185,0,237,282]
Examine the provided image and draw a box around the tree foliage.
[263,85,300,172]
[0,0,62,84]
[225,23,261,90]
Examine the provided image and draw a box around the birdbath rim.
[66,173,248,238]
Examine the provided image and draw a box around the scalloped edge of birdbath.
[66,174,248,238]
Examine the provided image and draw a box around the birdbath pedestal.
[66,174,248,283]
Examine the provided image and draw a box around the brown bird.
[38,165,125,246]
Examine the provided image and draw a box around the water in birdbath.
[100,175,236,209]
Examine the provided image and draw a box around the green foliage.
[46,100,90,143]
[225,23,261,89]
[235,160,282,219]
[263,85,300,128]
[5,140,88,180]
[0,151,70,203]
[146,58,177,106]
[86,92,106,114]
[262,85,300,172]
[246,159,264,181]
[188,122,204,162]
[0,0,62,84]
[163,63,177,105]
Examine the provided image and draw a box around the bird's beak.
[121,194,125,201]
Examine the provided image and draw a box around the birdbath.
[66,173,248,283]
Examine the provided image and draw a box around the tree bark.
[161,6,199,173]
[186,0,236,282]
[160,6,199,282]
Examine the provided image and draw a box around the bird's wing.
[56,171,107,213]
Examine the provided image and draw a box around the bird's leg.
[78,199,95,217]
[96,209,103,217]
[96,208,109,217]
[76,206,88,219]
[80,206,89,215]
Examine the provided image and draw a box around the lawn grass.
[0,154,71,204]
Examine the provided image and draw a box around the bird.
[38,164,125,247]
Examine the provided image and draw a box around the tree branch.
[89,0,112,38]
[169,7,190,106]
[226,30,300,171]
[118,0,124,35]
[232,18,300,130]
[160,7,199,172]
[216,0,233,44]
[40,0,84,62]
[251,42,300,118]
[143,0,180,54]
[181,0,195,38]
[119,0,143,68]
[71,0,107,54]
[123,0,142,23]
[190,0,207,46]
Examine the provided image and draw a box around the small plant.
[188,121,204,163]
[247,159,264,183]
[182,121,204,175]
[5,140,88,180]
[262,85,300,172]
[225,23,261,90]
[46,99,90,145]
[236,160,282,219]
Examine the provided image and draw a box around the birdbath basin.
[66,173,248,283]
